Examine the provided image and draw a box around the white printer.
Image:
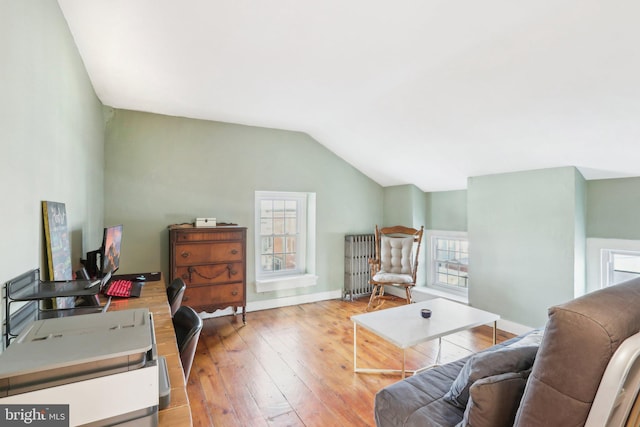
[0,308,169,426]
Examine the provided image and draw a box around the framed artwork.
[42,201,74,308]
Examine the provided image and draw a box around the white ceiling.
[58,0,640,191]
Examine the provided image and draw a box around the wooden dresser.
[169,225,247,323]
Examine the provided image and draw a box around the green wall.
[426,190,468,231]
[467,167,586,327]
[573,169,587,297]
[383,184,427,228]
[587,177,640,239]
[0,1,105,286]
[411,185,428,229]
[104,109,383,302]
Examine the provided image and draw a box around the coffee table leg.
[353,322,414,376]
[402,350,406,378]
[353,323,358,372]
[493,321,497,345]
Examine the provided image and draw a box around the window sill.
[413,286,469,304]
[256,274,318,293]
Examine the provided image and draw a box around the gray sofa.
[374,277,640,427]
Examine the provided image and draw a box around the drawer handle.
[181,252,190,259]
[231,290,238,296]
[187,265,234,281]
[230,269,237,276]
[231,249,238,255]
[181,273,189,280]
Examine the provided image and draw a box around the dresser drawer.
[174,242,243,265]
[174,230,244,242]
[183,283,244,306]
[175,262,244,285]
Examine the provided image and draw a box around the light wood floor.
[186,297,514,427]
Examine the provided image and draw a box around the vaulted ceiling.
[58,0,640,191]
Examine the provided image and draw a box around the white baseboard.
[198,289,343,320]
[412,287,468,304]
[496,319,535,336]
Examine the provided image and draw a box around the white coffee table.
[351,298,500,377]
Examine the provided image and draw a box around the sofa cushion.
[505,328,544,348]
[456,369,531,427]
[443,345,537,409]
[514,278,640,427]
[373,332,534,427]
[375,357,467,427]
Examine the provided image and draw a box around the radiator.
[344,234,376,301]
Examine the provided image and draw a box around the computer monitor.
[101,224,123,276]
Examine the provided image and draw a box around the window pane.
[273,218,285,234]
[285,254,296,270]
[437,262,447,273]
[611,252,640,285]
[260,218,273,235]
[448,275,459,287]
[273,255,284,271]
[432,236,469,290]
[261,237,273,254]
[260,198,297,273]
[260,200,273,218]
[613,253,640,274]
[285,200,297,217]
[261,255,273,271]
[273,237,285,254]
[286,236,297,253]
[285,218,297,234]
[273,200,285,217]
[255,192,310,279]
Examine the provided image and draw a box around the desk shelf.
[3,269,102,347]
[8,280,99,301]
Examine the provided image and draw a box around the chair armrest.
[369,258,380,276]
[585,331,640,427]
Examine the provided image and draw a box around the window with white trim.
[602,249,640,287]
[586,239,640,293]
[254,191,317,292]
[427,230,469,295]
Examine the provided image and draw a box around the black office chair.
[166,278,186,317]
[172,305,203,380]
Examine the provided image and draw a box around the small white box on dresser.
[195,218,217,227]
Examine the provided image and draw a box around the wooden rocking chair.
[366,225,424,311]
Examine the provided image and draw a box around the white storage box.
[195,218,216,227]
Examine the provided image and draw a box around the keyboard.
[105,279,133,297]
